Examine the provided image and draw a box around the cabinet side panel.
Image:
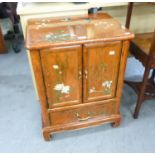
[29,50,50,127]
[115,41,130,113]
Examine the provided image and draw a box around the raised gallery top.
[26,13,134,50]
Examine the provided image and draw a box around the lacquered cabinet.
[26,13,134,141]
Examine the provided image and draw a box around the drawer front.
[40,45,82,108]
[83,41,122,102]
[49,100,116,126]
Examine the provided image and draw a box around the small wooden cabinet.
[26,13,134,141]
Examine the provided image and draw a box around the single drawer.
[49,100,116,126]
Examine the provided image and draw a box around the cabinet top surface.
[26,13,134,50]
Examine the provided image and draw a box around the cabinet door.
[83,41,122,102]
[40,45,82,108]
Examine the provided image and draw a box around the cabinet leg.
[111,119,121,128]
[43,130,52,141]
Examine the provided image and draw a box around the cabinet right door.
[83,41,122,102]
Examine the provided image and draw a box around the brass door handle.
[84,70,88,79]
[78,70,82,79]
[75,112,92,121]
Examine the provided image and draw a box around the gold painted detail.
[44,32,71,42]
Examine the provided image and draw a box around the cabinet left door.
[40,45,82,109]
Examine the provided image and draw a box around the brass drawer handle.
[76,112,92,121]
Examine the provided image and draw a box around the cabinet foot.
[43,130,52,141]
[111,119,121,128]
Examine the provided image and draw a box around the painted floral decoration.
[89,80,112,95]
[54,83,70,94]
[102,81,112,88]
[53,65,59,69]
[102,80,112,95]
